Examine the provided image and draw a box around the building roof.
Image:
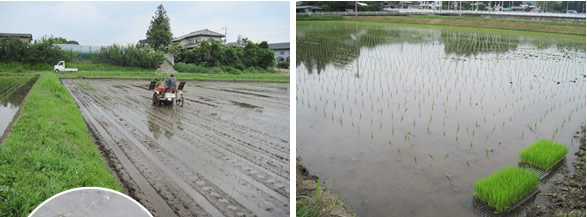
[268,42,289,50]
[172,29,225,42]
[0,33,32,38]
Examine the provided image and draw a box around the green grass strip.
[520,139,568,171]
[0,73,120,216]
[474,166,539,212]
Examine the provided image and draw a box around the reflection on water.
[296,22,585,217]
[0,76,37,141]
[297,22,585,74]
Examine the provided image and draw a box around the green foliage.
[174,62,274,74]
[176,40,275,69]
[167,42,184,58]
[95,44,164,68]
[296,15,344,21]
[277,57,290,69]
[520,139,568,171]
[0,38,69,65]
[474,166,539,212]
[146,4,173,50]
[0,62,52,73]
[0,73,121,216]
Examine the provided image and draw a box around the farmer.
[161,73,177,97]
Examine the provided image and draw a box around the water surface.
[296,22,586,217]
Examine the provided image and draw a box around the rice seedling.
[445,172,452,182]
[428,154,435,160]
[473,166,539,212]
[519,139,568,171]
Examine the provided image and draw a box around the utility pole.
[355,1,357,16]
[221,26,228,44]
[566,1,569,13]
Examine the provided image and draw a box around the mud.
[62,79,289,217]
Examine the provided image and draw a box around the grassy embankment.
[0,73,121,216]
[298,14,586,36]
[0,61,289,82]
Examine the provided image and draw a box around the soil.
[526,125,586,217]
[62,79,289,217]
[297,157,354,217]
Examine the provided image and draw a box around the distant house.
[0,33,32,43]
[268,42,289,64]
[172,29,225,49]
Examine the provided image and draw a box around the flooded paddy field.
[0,75,37,142]
[62,79,289,217]
[296,21,585,217]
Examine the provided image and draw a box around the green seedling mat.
[460,160,564,216]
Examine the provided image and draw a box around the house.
[172,29,225,49]
[0,33,32,43]
[268,42,289,64]
[420,1,442,10]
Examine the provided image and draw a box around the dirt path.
[62,79,289,217]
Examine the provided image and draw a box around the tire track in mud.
[63,79,289,217]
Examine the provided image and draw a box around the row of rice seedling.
[0,75,34,101]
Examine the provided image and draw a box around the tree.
[146,4,172,50]
[258,41,269,49]
[209,40,223,66]
[66,40,79,45]
[167,42,184,59]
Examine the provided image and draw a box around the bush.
[174,62,274,74]
[474,166,539,212]
[0,38,69,65]
[277,57,290,69]
[520,139,568,171]
[176,40,276,70]
[95,44,164,68]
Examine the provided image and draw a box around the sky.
[0,1,290,45]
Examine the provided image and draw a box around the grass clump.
[474,166,539,212]
[0,73,120,216]
[520,139,568,171]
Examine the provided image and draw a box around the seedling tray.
[460,189,540,217]
[519,157,564,180]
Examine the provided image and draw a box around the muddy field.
[62,79,289,217]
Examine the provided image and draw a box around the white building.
[172,29,225,49]
[268,42,289,64]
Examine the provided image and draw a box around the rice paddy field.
[296,21,586,217]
